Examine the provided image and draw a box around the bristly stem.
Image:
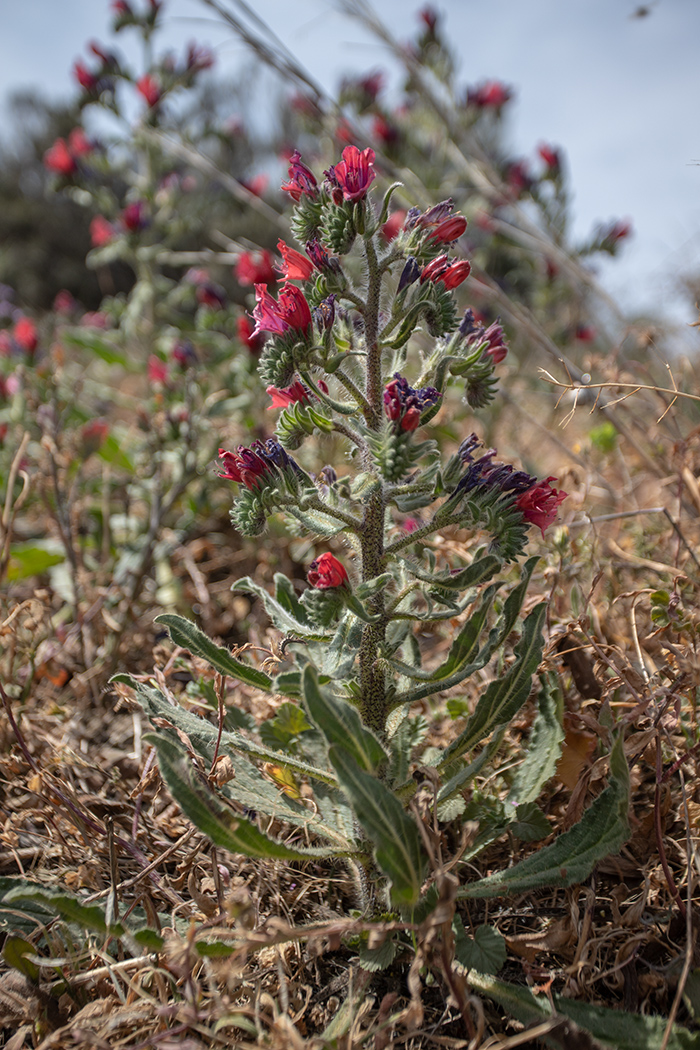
[358,226,389,733]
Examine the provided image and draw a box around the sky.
[1,0,699,344]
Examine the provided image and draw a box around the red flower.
[440,260,471,290]
[90,215,115,247]
[73,61,99,92]
[330,145,376,202]
[307,552,348,590]
[481,320,508,364]
[515,478,567,538]
[148,355,168,384]
[137,74,161,107]
[53,290,76,314]
[281,149,318,202]
[538,143,561,174]
[241,173,268,197]
[237,315,264,354]
[218,440,293,490]
[373,115,399,146]
[44,139,76,177]
[276,240,314,281]
[382,210,406,242]
[14,318,38,354]
[121,201,147,232]
[420,256,470,289]
[68,127,93,157]
[266,380,312,409]
[81,419,109,457]
[252,283,312,339]
[427,215,467,244]
[235,250,276,286]
[467,80,513,109]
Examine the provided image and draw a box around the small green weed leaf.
[131,927,165,951]
[97,433,135,473]
[329,746,426,906]
[462,735,630,897]
[5,885,123,937]
[3,935,41,982]
[195,940,235,958]
[453,918,506,975]
[357,936,399,972]
[6,542,65,582]
[154,614,274,692]
[468,970,698,1050]
[146,732,335,860]
[62,329,128,365]
[442,602,547,765]
[682,969,700,1019]
[512,802,551,842]
[259,701,313,751]
[303,665,387,773]
[508,672,564,806]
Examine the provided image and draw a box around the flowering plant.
[116,144,632,981]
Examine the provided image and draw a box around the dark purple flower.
[384,374,441,432]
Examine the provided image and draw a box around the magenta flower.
[90,216,115,248]
[280,150,318,202]
[73,61,99,92]
[121,201,148,232]
[252,283,312,339]
[329,145,376,203]
[137,74,161,108]
[219,439,295,490]
[14,318,38,355]
[515,478,567,538]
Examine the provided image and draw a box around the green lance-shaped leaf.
[399,552,502,591]
[508,671,564,806]
[440,602,547,767]
[428,582,501,682]
[154,614,274,692]
[302,665,387,773]
[5,884,125,937]
[329,746,427,906]
[468,970,698,1050]
[461,735,630,898]
[146,733,336,860]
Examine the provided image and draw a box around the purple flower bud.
[397,257,421,293]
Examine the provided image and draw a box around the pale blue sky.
[2,0,699,343]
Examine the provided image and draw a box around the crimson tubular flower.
[267,380,312,409]
[307,553,348,589]
[14,318,38,355]
[420,255,471,290]
[219,439,295,490]
[44,139,77,177]
[252,283,312,339]
[328,145,376,202]
[515,478,567,538]
[276,241,314,281]
[236,250,277,286]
